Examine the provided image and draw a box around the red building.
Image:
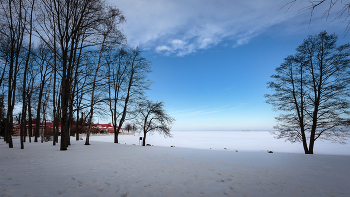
[92,123,124,133]
[12,119,60,136]
[13,120,121,136]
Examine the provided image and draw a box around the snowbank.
[1,135,349,197]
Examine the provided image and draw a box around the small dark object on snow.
[235,150,238,152]
[171,146,175,147]
[224,148,227,150]
[267,150,273,153]
[146,144,151,146]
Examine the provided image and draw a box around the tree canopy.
[265,31,350,154]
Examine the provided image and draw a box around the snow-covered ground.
[1,131,349,197]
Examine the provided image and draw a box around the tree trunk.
[28,95,32,143]
[60,76,69,150]
[8,134,13,148]
[19,114,24,149]
[52,10,57,146]
[142,132,146,146]
[115,65,135,143]
[42,120,46,143]
[85,133,90,145]
[35,84,43,142]
[55,91,61,144]
[19,0,35,149]
[5,0,25,149]
[85,35,107,145]
[76,110,79,141]
[114,125,119,143]
[308,136,315,154]
[67,104,72,146]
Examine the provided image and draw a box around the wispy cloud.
[111,0,312,56]
[171,104,244,117]
[111,0,345,56]
[170,105,208,115]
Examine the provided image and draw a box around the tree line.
[0,0,174,150]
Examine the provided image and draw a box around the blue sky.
[108,0,349,131]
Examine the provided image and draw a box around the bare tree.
[125,123,132,133]
[19,0,35,149]
[73,51,89,141]
[106,47,128,143]
[85,7,125,145]
[37,0,125,150]
[265,31,350,154]
[132,123,137,133]
[107,47,151,144]
[283,0,350,33]
[51,10,59,146]
[32,43,52,143]
[0,0,28,148]
[26,58,37,143]
[136,100,174,146]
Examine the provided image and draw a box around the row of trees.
[0,0,174,150]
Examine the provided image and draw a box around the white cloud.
[171,39,186,49]
[108,0,344,56]
[155,45,171,53]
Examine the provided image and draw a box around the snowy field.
[1,131,350,197]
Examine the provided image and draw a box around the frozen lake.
[88,130,350,155]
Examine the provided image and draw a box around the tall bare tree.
[37,0,125,150]
[0,0,28,148]
[106,47,128,143]
[32,43,52,143]
[266,31,350,154]
[85,7,125,145]
[107,47,151,144]
[73,49,89,142]
[19,0,35,149]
